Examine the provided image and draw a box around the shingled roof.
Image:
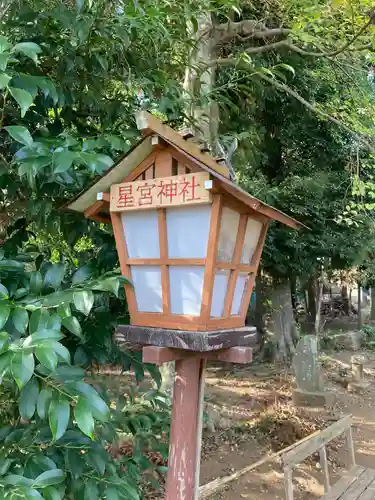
[66,111,304,230]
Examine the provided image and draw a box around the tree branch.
[209,34,372,66]
[213,16,374,58]
[257,73,375,154]
[213,20,291,46]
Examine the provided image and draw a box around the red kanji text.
[137,182,154,206]
[157,179,179,203]
[179,175,201,202]
[117,185,135,208]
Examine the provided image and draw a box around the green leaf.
[52,151,77,174]
[0,259,24,271]
[19,377,39,420]
[145,363,162,388]
[36,346,58,371]
[74,398,94,438]
[69,381,109,422]
[0,73,11,89]
[0,332,8,351]
[43,290,74,307]
[12,307,29,333]
[49,398,70,441]
[84,479,99,499]
[9,87,34,117]
[76,0,85,11]
[43,486,61,500]
[51,365,84,381]
[92,277,120,297]
[73,290,94,316]
[0,284,8,299]
[12,42,42,63]
[0,54,9,71]
[57,303,71,318]
[72,266,91,285]
[66,449,85,479]
[80,152,114,174]
[23,488,43,498]
[30,271,43,294]
[14,287,28,299]
[11,352,34,389]
[2,474,34,486]
[43,263,65,290]
[0,303,10,329]
[29,310,49,334]
[104,135,127,151]
[6,126,33,147]
[62,316,83,339]
[51,342,71,364]
[0,36,10,53]
[33,469,65,488]
[46,313,61,331]
[23,329,64,348]
[0,352,12,377]
[0,457,12,476]
[88,451,106,475]
[275,63,296,77]
[105,486,120,500]
[36,387,52,419]
[73,347,88,365]
[38,79,58,104]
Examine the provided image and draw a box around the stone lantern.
[67,111,302,499]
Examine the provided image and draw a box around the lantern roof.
[66,111,303,230]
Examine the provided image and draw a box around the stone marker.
[348,355,370,394]
[292,335,335,407]
[332,331,364,351]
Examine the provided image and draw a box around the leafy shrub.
[0,251,167,499]
[361,325,375,350]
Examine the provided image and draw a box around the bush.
[0,251,167,499]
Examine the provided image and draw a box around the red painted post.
[165,355,204,500]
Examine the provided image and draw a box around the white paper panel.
[241,218,263,264]
[169,267,205,315]
[131,266,162,313]
[231,273,248,316]
[217,206,240,261]
[166,205,211,258]
[210,270,230,317]
[122,210,160,259]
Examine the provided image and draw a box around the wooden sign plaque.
[110,172,212,212]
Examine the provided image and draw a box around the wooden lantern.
[67,112,303,500]
[67,112,302,333]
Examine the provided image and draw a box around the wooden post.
[194,359,206,500]
[166,355,205,500]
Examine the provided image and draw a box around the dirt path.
[200,351,375,500]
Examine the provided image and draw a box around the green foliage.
[0,253,153,498]
[361,325,375,350]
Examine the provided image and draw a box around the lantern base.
[115,325,257,352]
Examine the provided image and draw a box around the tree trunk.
[341,285,350,315]
[306,277,317,332]
[290,275,298,321]
[267,278,297,362]
[371,288,375,320]
[315,275,324,335]
[358,283,363,330]
[183,13,218,146]
[254,271,266,340]
[160,362,175,398]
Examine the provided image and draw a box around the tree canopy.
[1,0,375,495]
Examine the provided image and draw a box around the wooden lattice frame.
[111,191,268,332]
